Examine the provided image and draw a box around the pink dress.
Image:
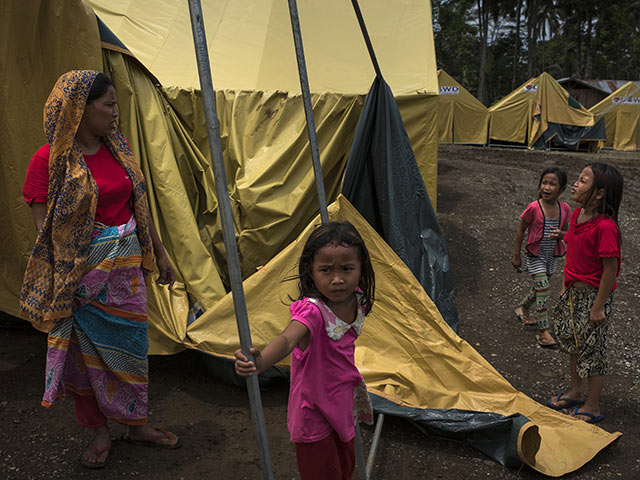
[287,297,373,443]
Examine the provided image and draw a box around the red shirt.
[563,208,621,290]
[23,143,134,226]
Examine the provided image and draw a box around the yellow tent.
[1,0,438,332]
[590,81,640,151]
[488,72,603,149]
[0,0,103,320]
[437,70,489,144]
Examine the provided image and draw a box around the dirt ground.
[1,144,639,479]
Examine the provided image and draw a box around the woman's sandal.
[80,443,110,469]
[121,429,182,450]
[536,333,558,348]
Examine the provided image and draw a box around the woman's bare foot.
[82,425,111,468]
[125,424,181,448]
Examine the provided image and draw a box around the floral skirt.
[42,217,150,424]
[554,286,613,379]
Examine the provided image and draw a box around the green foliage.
[432,0,480,93]
[591,0,640,78]
[432,0,640,105]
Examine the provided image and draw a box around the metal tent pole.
[286,0,329,224]
[187,2,274,479]
[366,414,385,478]
[286,1,368,476]
[354,424,368,480]
[349,2,389,478]
[350,0,382,78]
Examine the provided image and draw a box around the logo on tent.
[439,86,459,95]
[612,96,640,105]
[523,84,538,93]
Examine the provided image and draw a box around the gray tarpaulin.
[533,117,606,150]
[342,76,459,332]
[370,394,537,469]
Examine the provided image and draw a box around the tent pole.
[354,424,368,480]
[350,0,382,78]
[286,0,329,224]
[366,413,385,478]
[349,3,385,477]
[287,1,368,475]
[187,2,274,479]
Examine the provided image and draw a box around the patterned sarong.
[42,216,149,424]
[554,286,613,379]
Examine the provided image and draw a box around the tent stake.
[286,0,329,224]
[187,2,274,479]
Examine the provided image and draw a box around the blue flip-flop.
[547,393,585,411]
[573,408,605,424]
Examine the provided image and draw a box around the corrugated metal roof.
[558,77,640,94]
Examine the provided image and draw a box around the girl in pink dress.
[235,221,375,480]
[512,166,571,347]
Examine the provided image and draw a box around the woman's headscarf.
[20,70,154,332]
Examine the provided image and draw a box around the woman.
[21,70,180,469]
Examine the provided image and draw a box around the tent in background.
[488,72,605,150]
[0,0,103,320]
[437,70,489,144]
[590,81,640,151]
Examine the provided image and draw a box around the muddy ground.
[1,144,639,479]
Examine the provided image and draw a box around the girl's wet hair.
[587,162,624,223]
[297,221,375,314]
[86,73,114,105]
[537,166,567,197]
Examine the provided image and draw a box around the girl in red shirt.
[546,163,623,424]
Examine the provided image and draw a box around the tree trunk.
[576,10,583,77]
[526,0,537,77]
[512,0,523,88]
[584,12,593,78]
[477,0,488,103]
